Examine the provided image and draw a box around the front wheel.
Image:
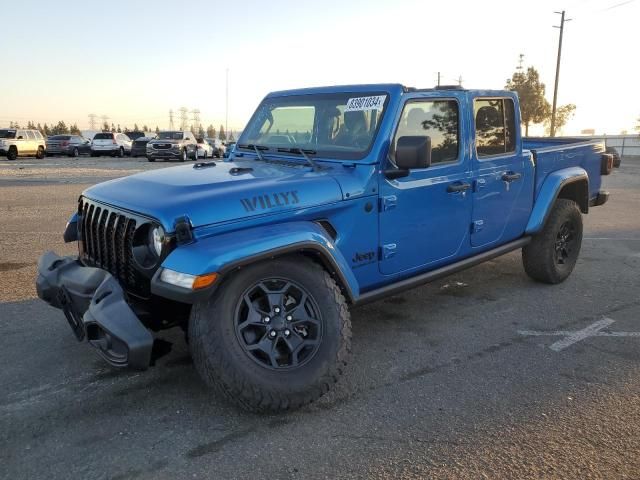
[522,199,583,284]
[7,146,18,160]
[189,256,351,412]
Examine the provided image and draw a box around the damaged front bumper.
[36,251,154,369]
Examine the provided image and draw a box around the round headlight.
[151,226,164,256]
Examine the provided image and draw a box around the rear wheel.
[118,147,124,158]
[7,146,17,160]
[189,256,351,412]
[522,199,583,284]
[70,147,79,158]
[35,146,45,159]
[180,149,187,162]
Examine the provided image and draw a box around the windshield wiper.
[277,146,321,172]
[237,143,269,162]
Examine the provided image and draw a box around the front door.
[379,95,473,275]
[470,97,534,248]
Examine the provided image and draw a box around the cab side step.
[355,237,531,306]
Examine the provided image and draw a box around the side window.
[393,99,459,164]
[26,131,36,140]
[35,131,43,140]
[474,98,516,157]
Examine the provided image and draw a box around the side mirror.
[396,136,431,170]
[384,136,432,179]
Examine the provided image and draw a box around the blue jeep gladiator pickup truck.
[36,84,613,412]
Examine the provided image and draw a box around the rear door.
[26,131,38,155]
[379,92,473,275]
[470,96,534,248]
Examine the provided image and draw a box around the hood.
[83,160,344,231]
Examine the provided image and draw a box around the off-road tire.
[189,256,351,412]
[7,146,18,160]
[522,198,583,284]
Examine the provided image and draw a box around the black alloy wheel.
[234,278,323,370]
[554,220,577,266]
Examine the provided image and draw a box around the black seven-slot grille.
[78,198,151,297]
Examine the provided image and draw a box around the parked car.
[223,141,236,158]
[46,135,92,157]
[125,131,146,141]
[0,128,46,160]
[146,130,198,162]
[91,132,132,157]
[606,146,621,168]
[196,138,214,158]
[130,137,153,157]
[206,138,226,158]
[36,83,612,413]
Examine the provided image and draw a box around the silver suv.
[91,132,132,157]
[0,128,46,160]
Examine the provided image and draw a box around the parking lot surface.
[1,155,639,479]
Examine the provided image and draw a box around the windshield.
[0,129,17,139]
[157,131,184,140]
[238,92,388,160]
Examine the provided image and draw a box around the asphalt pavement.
[1,155,639,479]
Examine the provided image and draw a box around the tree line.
[7,120,236,141]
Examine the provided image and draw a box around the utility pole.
[437,72,441,87]
[169,109,174,130]
[550,10,571,137]
[458,75,463,87]
[225,68,229,138]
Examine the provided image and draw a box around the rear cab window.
[474,98,517,157]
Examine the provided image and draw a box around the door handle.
[502,172,522,182]
[447,181,472,193]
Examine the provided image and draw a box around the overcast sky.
[1,0,638,135]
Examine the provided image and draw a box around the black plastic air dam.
[36,251,154,369]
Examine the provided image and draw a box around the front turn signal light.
[192,272,218,290]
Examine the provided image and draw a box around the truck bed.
[523,137,606,202]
